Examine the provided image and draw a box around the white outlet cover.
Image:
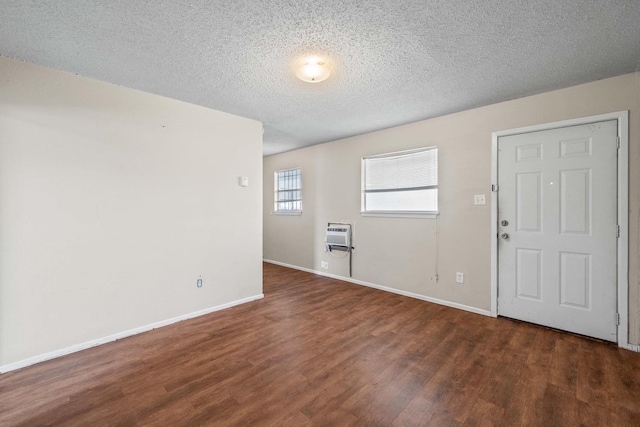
[473,194,486,205]
[456,272,464,283]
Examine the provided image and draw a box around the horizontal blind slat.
[365,185,437,193]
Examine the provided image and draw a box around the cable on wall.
[434,215,439,282]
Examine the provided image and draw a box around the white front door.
[497,120,618,341]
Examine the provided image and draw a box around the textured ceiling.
[1,1,639,156]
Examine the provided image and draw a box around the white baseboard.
[0,294,264,374]
[620,343,640,353]
[264,259,492,317]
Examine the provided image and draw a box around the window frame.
[361,146,439,218]
[273,167,302,215]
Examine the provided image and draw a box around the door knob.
[501,233,509,240]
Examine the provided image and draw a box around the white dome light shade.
[295,55,332,83]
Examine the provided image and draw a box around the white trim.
[490,136,499,317]
[620,343,640,353]
[616,111,630,350]
[272,211,302,216]
[264,259,492,317]
[0,294,264,374]
[361,211,439,219]
[362,145,439,160]
[490,111,630,349]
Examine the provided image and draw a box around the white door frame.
[490,111,630,349]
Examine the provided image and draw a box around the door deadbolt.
[501,220,509,227]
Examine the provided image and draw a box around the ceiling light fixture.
[295,55,332,83]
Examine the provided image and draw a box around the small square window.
[274,168,302,214]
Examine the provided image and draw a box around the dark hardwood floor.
[1,262,639,426]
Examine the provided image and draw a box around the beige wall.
[0,57,263,366]
[264,72,640,345]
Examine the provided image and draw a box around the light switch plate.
[474,194,486,205]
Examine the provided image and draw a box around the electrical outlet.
[474,194,486,205]
[196,276,203,288]
[456,272,464,284]
[321,261,329,269]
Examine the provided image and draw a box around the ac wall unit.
[326,225,351,248]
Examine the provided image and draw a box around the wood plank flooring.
[1,262,640,426]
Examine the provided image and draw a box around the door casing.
[490,111,630,349]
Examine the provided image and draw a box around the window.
[274,168,302,214]
[362,147,438,216]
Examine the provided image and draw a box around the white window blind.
[274,168,302,213]
[363,147,438,213]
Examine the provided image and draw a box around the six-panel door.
[497,120,618,341]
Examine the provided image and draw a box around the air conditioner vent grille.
[326,225,351,248]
